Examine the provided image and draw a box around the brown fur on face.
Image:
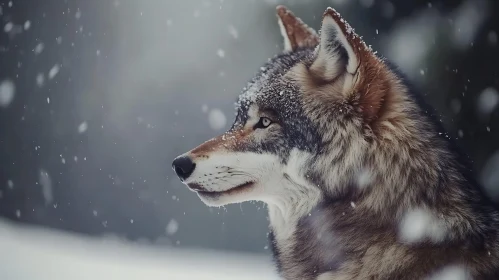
[188,126,252,159]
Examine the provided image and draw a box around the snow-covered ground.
[0,219,279,280]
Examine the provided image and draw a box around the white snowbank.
[0,219,278,280]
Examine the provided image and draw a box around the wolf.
[172,6,499,279]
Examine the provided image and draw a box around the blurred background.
[0,0,498,277]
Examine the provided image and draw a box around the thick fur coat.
[172,6,499,279]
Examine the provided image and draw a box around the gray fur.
[173,6,499,279]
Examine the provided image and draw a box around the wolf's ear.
[301,8,385,123]
[276,6,320,52]
[310,8,363,81]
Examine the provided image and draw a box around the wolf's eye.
[254,117,272,129]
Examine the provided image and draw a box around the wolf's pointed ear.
[303,8,385,123]
[310,8,366,81]
[276,6,320,52]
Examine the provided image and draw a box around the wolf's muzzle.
[172,155,196,181]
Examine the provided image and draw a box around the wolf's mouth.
[196,181,255,198]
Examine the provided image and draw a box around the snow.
[78,121,88,133]
[36,73,45,87]
[4,22,13,33]
[0,219,278,280]
[208,108,227,130]
[165,219,179,235]
[476,87,498,117]
[228,25,239,39]
[451,0,489,50]
[427,265,470,280]
[202,104,209,113]
[47,97,50,104]
[217,49,225,58]
[7,180,14,189]
[39,170,53,205]
[399,208,447,244]
[15,210,21,218]
[24,20,31,30]
[34,43,44,54]
[356,168,372,189]
[75,10,82,19]
[0,79,15,107]
[385,10,438,76]
[48,64,60,79]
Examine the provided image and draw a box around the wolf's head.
[172,6,417,213]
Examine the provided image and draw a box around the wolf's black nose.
[172,155,195,180]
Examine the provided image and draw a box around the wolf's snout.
[172,155,196,181]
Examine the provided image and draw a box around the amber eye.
[254,117,272,129]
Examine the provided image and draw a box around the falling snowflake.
[428,265,470,280]
[0,79,15,107]
[78,121,88,133]
[24,20,31,30]
[399,208,447,244]
[48,64,60,79]
[477,87,498,117]
[39,169,53,205]
[208,108,227,130]
[34,43,44,54]
[217,49,225,58]
[356,168,373,189]
[166,219,179,235]
[36,73,45,87]
[228,25,239,39]
[4,22,13,33]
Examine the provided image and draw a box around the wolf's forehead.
[235,49,313,115]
